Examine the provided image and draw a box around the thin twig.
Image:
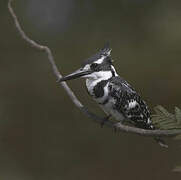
[8,0,181,137]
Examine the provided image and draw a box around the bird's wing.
[108,76,152,129]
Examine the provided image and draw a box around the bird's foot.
[113,122,122,133]
[100,114,111,128]
[113,123,118,133]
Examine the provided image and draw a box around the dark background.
[1,0,181,179]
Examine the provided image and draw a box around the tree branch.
[8,0,181,137]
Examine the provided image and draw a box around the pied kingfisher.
[59,43,167,147]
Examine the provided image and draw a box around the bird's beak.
[58,68,92,82]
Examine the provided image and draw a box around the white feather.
[94,57,104,64]
[128,101,138,109]
[86,71,112,96]
[111,65,118,76]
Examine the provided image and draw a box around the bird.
[58,43,167,147]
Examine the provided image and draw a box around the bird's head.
[59,43,117,82]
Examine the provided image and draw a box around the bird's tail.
[154,137,168,148]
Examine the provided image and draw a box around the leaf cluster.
[152,105,181,132]
[152,105,181,172]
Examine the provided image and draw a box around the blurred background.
[1,0,181,179]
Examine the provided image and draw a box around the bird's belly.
[86,79,124,122]
[99,98,125,122]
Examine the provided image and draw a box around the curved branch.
[8,0,181,137]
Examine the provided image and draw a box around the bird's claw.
[100,114,111,128]
[113,123,118,133]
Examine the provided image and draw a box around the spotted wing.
[108,76,152,129]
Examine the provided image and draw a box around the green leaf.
[153,105,173,118]
[152,105,181,172]
[152,105,181,130]
[175,107,181,124]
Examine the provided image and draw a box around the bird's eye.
[90,63,98,69]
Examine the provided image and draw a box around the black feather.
[82,43,112,66]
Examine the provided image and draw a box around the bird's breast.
[86,79,109,104]
[86,79,125,122]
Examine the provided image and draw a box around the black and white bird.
[59,43,167,147]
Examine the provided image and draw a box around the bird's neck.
[86,71,112,84]
[85,71,114,97]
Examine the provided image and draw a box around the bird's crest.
[100,42,112,56]
[82,42,112,66]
